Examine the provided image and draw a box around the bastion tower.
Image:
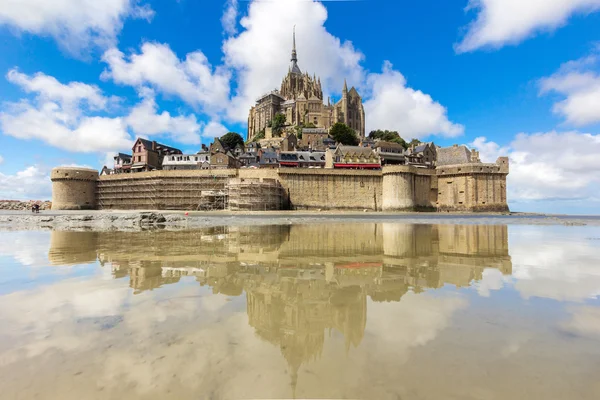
[51,167,98,210]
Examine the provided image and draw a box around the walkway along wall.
[51,162,509,212]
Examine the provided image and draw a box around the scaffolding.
[228,178,285,211]
[97,177,161,210]
[97,174,231,211]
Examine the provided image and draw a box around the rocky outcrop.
[0,200,52,211]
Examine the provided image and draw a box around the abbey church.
[247,29,365,141]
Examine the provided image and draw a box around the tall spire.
[290,26,301,74]
[291,25,297,62]
[343,78,348,93]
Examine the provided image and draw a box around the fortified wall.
[51,159,509,212]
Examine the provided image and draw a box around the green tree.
[408,138,421,147]
[220,132,244,149]
[330,122,359,146]
[294,122,317,139]
[368,129,407,149]
[271,113,287,137]
[250,129,265,142]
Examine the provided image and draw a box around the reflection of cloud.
[0,231,50,268]
[562,306,600,339]
[0,277,130,361]
[477,268,508,297]
[366,292,467,360]
[509,226,600,302]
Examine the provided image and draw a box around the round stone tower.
[51,167,99,210]
[382,166,415,211]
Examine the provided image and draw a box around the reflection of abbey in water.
[48,224,512,296]
[48,224,511,393]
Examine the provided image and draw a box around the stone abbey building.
[247,29,365,141]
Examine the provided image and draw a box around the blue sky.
[0,0,599,214]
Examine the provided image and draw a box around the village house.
[239,152,259,168]
[113,153,132,173]
[210,138,229,154]
[436,144,481,166]
[259,150,279,168]
[325,145,381,170]
[131,138,182,172]
[373,141,406,165]
[100,166,112,176]
[279,151,326,168]
[210,151,240,169]
[233,143,245,157]
[359,138,376,148]
[162,152,211,170]
[246,142,261,154]
[405,142,436,168]
[301,128,329,150]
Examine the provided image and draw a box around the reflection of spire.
[291,366,298,399]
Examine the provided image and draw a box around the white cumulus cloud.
[101,43,231,116]
[471,132,600,202]
[222,0,366,122]
[222,0,239,36]
[125,88,202,145]
[456,0,600,53]
[1,69,132,153]
[96,0,463,142]
[0,165,52,200]
[200,121,230,139]
[0,0,154,56]
[364,61,464,139]
[6,69,113,110]
[540,51,600,126]
[1,70,212,153]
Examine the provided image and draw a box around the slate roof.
[436,145,472,166]
[136,138,182,154]
[336,145,376,157]
[114,152,132,161]
[297,151,325,162]
[259,151,279,165]
[413,144,428,153]
[374,141,405,150]
[302,128,328,134]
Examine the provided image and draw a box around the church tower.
[280,28,323,101]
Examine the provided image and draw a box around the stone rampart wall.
[52,164,509,212]
[278,169,383,210]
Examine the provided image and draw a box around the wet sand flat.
[0,222,600,398]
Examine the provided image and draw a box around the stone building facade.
[247,29,365,141]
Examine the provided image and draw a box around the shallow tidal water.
[1,223,600,400]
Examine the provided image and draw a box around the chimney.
[152,141,157,151]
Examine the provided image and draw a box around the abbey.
[247,29,365,141]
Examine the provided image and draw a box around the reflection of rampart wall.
[48,231,99,265]
[278,223,382,259]
[48,223,512,294]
